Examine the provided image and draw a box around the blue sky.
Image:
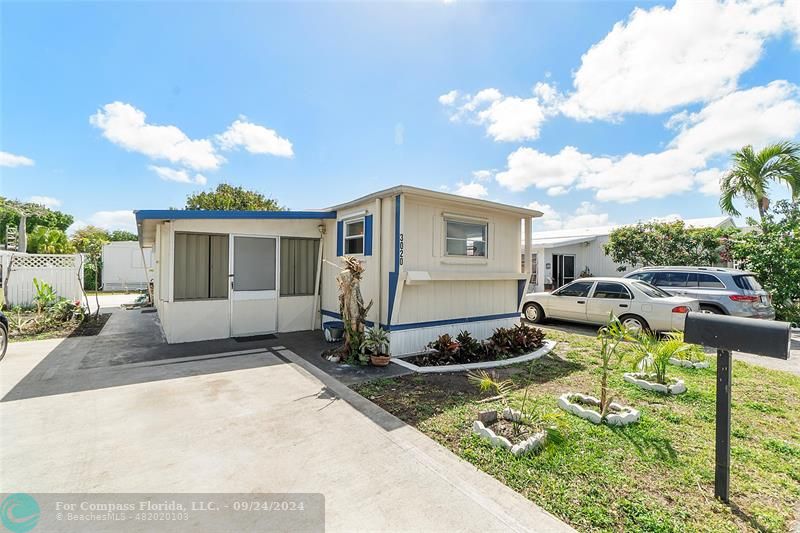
[1,1,799,233]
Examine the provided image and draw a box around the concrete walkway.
[1,315,572,531]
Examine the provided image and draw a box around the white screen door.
[230,235,278,336]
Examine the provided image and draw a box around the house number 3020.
[399,234,404,265]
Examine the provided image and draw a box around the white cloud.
[438,90,459,106]
[28,196,61,208]
[149,165,208,185]
[441,87,554,141]
[526,201,611,230]
[215,117,294,157]
[90,102,223,170]
[394,123,405,146]
[495,146,610,192]
[547,186,570,196]
[695,167,726,196]
[0,151,34,167]
[561,0,790,120]
[668,80,800,157]
[472,169,494,181]
[88,210,136,232]
[453,181,489,199]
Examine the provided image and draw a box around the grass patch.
[352,327,800,532]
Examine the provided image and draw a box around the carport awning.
[531,235,597,248]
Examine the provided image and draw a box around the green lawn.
[352,328,800,532]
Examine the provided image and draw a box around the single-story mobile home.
[135,185,542,354]
[527,216,736,292]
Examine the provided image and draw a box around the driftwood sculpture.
[337,256,373,363]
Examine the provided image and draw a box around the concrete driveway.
[1,312,571,532]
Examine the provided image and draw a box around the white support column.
[524,217,533,284]
[535,247,547,292]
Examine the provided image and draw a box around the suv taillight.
[729,295,759,302]
[671,306,691,313]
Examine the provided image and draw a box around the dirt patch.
[70,313,110,337]
[9,313,110,343]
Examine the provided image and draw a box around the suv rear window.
[733,275,763,291]
[690,273,726,289]
[652,272,689,287]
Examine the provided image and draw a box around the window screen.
[280,238,320,296]
[592,282,631,299]
[445,220,487,257]
[174,233,228,300]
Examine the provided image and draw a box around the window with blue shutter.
[336,220,344,256]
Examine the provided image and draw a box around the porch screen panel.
[280,238,319,296]
[209,235,229,298]
[234,237,276,291]
[174,233,210,300]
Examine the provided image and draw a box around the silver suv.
[623,267,775,320]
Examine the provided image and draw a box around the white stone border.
[472,408,548,456]
[623,372,686,395]
[557,393,640,426]
[390,340,557,374]
[669,357,710,369]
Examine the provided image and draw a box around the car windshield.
[632,281,672,298]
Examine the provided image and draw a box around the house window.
[174,233,229,300]
[446,219,487,257]
[344,218,364,255]
[280,238,320,296]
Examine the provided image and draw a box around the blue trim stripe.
[386,195,401,326]
[517,279,527,308]
[321,309,375,328]
[364,215,373,256]
[336,220,344,257]
[135,209,336,223]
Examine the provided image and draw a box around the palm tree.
[719,142,800,223]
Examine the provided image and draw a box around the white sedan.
[521,277,700,332]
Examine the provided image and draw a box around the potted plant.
[557,315,640,426]
[361,326,391,367]
[624,331,689,394]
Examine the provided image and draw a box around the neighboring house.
[527,216,736,292]
[101,241,153,291]
[135,185,541,353]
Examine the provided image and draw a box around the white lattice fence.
[1,253,84,307]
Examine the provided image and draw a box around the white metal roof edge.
[325,185,543,218]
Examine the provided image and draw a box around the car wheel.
[523,302,545,324]
[0,322,7,362]
[700,305,723,315]
[619,314,649,333]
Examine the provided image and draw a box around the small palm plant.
[629,331,691,385]
[597,315,632,417]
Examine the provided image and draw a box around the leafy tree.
[720,142,800,223]
[0,197,74,244]
[109,230,137,241]
[71,226,109,315]
[27,226,75,254]
[730,200,800,324]
[603,221,737,272]
[185,183,284,211]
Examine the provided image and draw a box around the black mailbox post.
[683,312,791,503]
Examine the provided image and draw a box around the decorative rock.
[502,408,523,422]
[478,410,498,424]
[472,417,548,456]
[493,436,512,450]
[557,392,639,426]
[473,420,485,433]
[624,373,687,395]
[669,357,710,369]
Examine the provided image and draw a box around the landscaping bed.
[352,328,800,532]
[7,309,110,342]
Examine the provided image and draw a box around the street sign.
[683,312,791,503]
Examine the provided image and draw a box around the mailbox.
[684,312,791,360]
[682,311,792,504]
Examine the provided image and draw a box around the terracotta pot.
[370,354,391,367]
